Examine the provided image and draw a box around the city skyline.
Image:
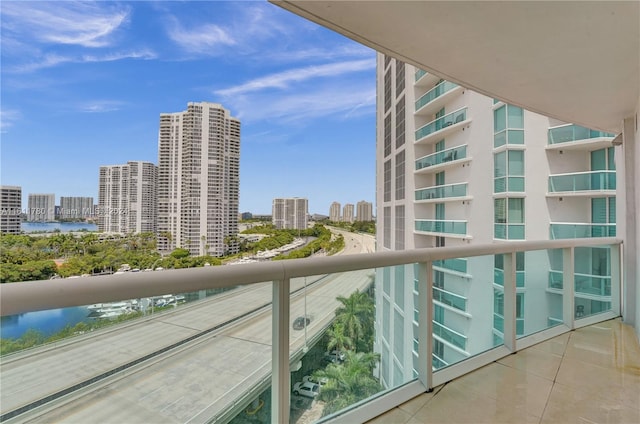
[0,1,376,215]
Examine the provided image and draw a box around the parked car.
[292,316,311,330]
[323,350,346,363]
[292,381,320,398]
[303,375,328,386]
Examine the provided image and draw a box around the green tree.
[326,322,354,352]
[334,290,374,352]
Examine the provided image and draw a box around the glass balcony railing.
[415,81,459,111]
[548,270,612,296]
[415,108,468,141]
[493,268,525,287]
[0,238,622,424]
[415,219,467,235]
[548,170,616,192]
[548,124,615,145]
[415,145,467,170]
[415,183,467,201]
[433,258,467,274]
[433,286,467,311]
[494,223,525,240]
[550,223,616,239]
[415,68,428,82]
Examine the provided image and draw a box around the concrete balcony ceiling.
[272,1,639,133]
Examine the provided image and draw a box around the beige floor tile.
[541,381,640,424]
[367,407,413,424]
[497,348,563,381]
[451,362,552,418]
[397,388,441,416]
[528,332,570,356]
[555,356,640,411]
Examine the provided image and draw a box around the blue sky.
[0,1,376,215]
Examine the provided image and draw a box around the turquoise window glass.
[494,105,506,132]
[507,105,524,128]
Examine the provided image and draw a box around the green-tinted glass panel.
[508,198,524,223]
[508,150,525,175]
[592,198,607,224]
[415,109,467,140]
[548,124,615,144]
[494,177,506,193]
[507,129,525,144]
[415,145,467,170]
[508,177,525,192]
[415,81,459,111]
[609,197,616,223]
[507,105,524,128]
[415,220,467,235]
[494,151,506,178]
[435,139,445,152]
[607,147,615,170]
[508,224,525,239]
[435,171,445,186]
[591,149,606,171]
[494,130,506,148]
[494,105,506,132]
[415,183,467,201]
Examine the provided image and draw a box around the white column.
[271,279,290,424]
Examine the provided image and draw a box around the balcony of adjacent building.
[414,144,471,174]
[415,183,471,204]
[414,218,468,238]
[550,222,616,239]
[414,81,464,117]
[546,124,616,151]
[415,108,471,146]
[547,170,616,197]
[414,68,441,89]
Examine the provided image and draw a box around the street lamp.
[303,276,308,353]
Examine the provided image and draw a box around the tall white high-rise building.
[329,201,341,222]
[343,203,355,223]
[375,55,617,387]
[98,161,157,234]
[59,197,94,220]
[272,198,308,230]
[1,186,22,233]
[157,102,240,256]
[27,193,55,222]
[356,200,373,221]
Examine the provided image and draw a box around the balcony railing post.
[416,261,433,391]
[503,252,517,352]
[562,248,576,329]
[271,278,290,424]
[610,243,622,316]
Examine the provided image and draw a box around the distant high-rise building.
[27,193,55,222]
[1,186,22,233]
[356,200,373,221]
[272,198,308,230]
[157,102,240,256]
[343,203,355,223]
[98,161,157,233]
[59,197,94,220]
[329,201,341,222]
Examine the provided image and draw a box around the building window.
[395,60,405,96]
[395,97,405,148]
[383,206,391,249]
[384,68,392,113]
[395,205,405,249]
[395,150,405,200]
[494,104,524,147]
[494,150,525,192]
[384,160,392,202]
[384,114,392,158]
[495,198,525,239]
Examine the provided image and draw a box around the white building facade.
[98,161,157,234]
[356,200,373,221]
[59,197,94,220]
[27,193,55,222]
[157,102,240,256]
[272,197,308,230]
[375,55,616,388]
[329,201,341,222]
[0,186,22,234]
[343,203,355,223]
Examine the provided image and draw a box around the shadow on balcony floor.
[367,319,640,424]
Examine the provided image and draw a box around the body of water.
[21,222,97,233]
[0,306,92,340]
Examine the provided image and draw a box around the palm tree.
[334,290,374,351]
[326,322,354,352]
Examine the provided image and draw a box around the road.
[1,230,376,423]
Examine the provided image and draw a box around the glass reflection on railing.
[415,145,467,170]
[548,124,614,144]
[415,183,467,201]
[415,81,459,111]
[548,171,616,192]
[415,219,467,235]
[415,108,467,141]
[550,223,616,239]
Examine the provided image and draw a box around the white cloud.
[215,59,376,97]
[166,19,236,54]
[1,2,130,48]
[11,50,157,73]
[77,100,125,113]
[0,109,22,132]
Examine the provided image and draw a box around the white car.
[303,375,328,386]
[292,381,320,398]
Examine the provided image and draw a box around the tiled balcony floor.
[367,319,640,424]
